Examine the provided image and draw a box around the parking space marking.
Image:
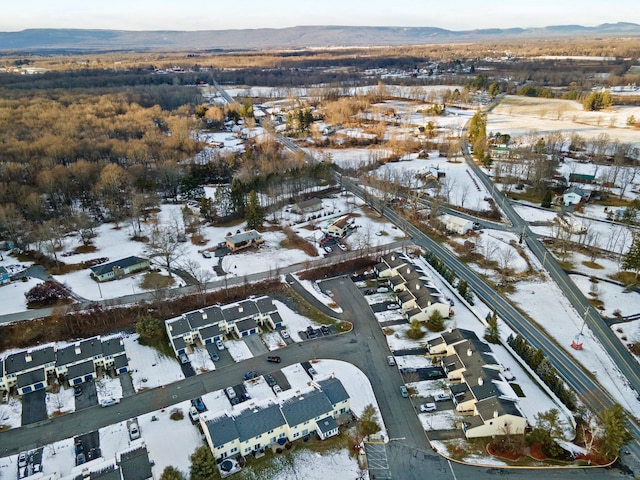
[365,443,390,471]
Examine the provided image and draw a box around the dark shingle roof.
[90,256,148,276]
[206,414,239,446]
[16,368,46,388]
[381,252,407,269]
[281,390,333,427]
[171,336,186,350]
[166,317,191,337]
[199,324,221,340]
[318,377,350,405]
[226,230,262,246]
[101,336,125,357]
[235,403,286,442]
[57,338,103,367]
[235,317,259,333]
[89,466,121,480]
[119,447,153,480]
[255,296,277,315]
[67,360,96,380]
[441,328,478,346]
[316,415,338,435]
[113,354,129,370]
[476,396,522,421]
[5,346,55,374]
[222,300,258,322]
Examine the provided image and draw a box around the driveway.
[244,334,268,356]
[21,389,47,425]
[74,380,98,410]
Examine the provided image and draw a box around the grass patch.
[73,244,97,254]
[582,261,604,269]
[608,270,638,285]
[555,259,574,271]
[190,233,208,245]
[510,383,526,397]
[140,272,175,289]
[280,227,319,257]
[284,286,335,326]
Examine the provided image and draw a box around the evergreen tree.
[527,409,565,458]
[541,191,553,208]
[622,238,640,279]
[484,309,500,344]
[136,314,164,345]
[599,403,632,461]
[159,466,185,480]
[426,310,445,332]
[189,446,217,480]
[356,404,382,442]
[230,178,246,216]
[245,190,264,230]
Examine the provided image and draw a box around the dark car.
[243,371,258,380]
[265,375,277,387]
[209,350,219,362]
[320,325,330,335]
[192,397,206,412]
[73,386,83,397]
[267,356,281,363]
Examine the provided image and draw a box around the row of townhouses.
[165,296,283,357]
[375,252,451,321]
[0,336,128,395]
[428,328,527,438]
[202,377,351,462]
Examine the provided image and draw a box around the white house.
[563,186,588,207]
[442,215,474,235]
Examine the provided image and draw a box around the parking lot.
[21,389,46,425]
[74,380,98,410]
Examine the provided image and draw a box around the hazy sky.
[2,0,638,32]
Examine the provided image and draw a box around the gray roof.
[186,306,223,329]
[90,256,148,276]
[113,354,129,370]
[5,346,55,374]
[166,317,192,337]
[226,230,262,246]
[476,396,522,421]
[316,415,338,434]
[0,266,8,276]
[16,368,46,388]
[318,377,350,405]
[171,336,186,350]
[89,466,121,480]
[199,324,221,340]
[270,311,283,325]
[101,336,125,357]
[565,186,587,196]
[206,414,240,447]
[441,328,479,346]
[295,198,322,211]
[235,317,259,333]
[235,403,286,442]
[119,447,153,480]
[281,390,333,427]
[381,252,407,269]
[255,296,277,315]
[67,360,96,380]
[57,338,103,367]
[222,300,259,322]
[0,359,3,376]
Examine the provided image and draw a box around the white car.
[337,243,347,251]
[376,286,389,293]
[386,303,400,310]
[216,339,225,351]
[226,387,236,399]
[420,403,437,412]
[128,421,140,440]
[100,397,120,407]
[434,393,451,402]
[273,385,282,394]
[189,406,200,422]
[280,329,290,339]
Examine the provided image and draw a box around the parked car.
[265,375,277,387]
[420,402,437,412]
[75,441,84,455]
[386,303,400,310]
[76,453,86,465]
[433,393,451,402]
[209,350,219,362]
[189,406,200,423]
[243,370,258,380]
[192,397,206,412]
[18,453,27,468]
[337,243,347,251]
[387,355,396,366]
[307,366,318,376]
[376,286,389,293]
[216,339,225,351]
[202,251,212,258]
[128,421,140,440]
[306,326,318,338]
[267,356,281,363]
[226,387,236,399]
[400,386,409,398]
[73,386,83,397]
[100,397,120,407]
[280,329,290,339]
[273,385,282,394]
[179,353,189,364]
[323,246,332,253]
[321,325,331,335]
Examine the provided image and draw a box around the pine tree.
[426,310,445,332]
[541,191,552,208]
[622,238,640,279]
[160,466,185,480]
[189,446,217,480]
[484,309,500,343]
[599,403,632,461]
[245,190,264,230]
[356,404,382,442]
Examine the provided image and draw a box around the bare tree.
[181,258,214,306]
[144,224,188,277]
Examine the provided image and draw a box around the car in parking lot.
[306,326,318,338]
[226,387,236,400]
[192,397,206,412]
[209,350,219,362]
[179,353,189,364]
[273,385,282,394]
[433,393,451,402]
[420,402,437,412]
[76,452,86,465]
[337,243,347,251]
[243,370,258,380]
[280,329,290,339]
[216,339,225,350]
[386,303,400,310]
[400,386,409,398]
[376,286,389,293]
[387,355,396,366]
[321,325,330,335]
[189,406,200,422]
[265,375,276,387]
[129,421,140,440]
[323,246,332,253]
[267,356,281,363]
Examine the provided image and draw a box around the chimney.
[493,410,499,418]
[478,377,483,386]
[238,306,243,313]
[467,348,472,357]
[391,254,396,261]
[25,353,32,363]
[202,311,207,320]
[75,343,82,355]
[415,283,420,290]
[406,267,410,275]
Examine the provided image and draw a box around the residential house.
[202,377,351,461]
[324,215,353,238]
[442,215,474,235]
[90,256,150,283]
[563,186,589,207]
[568,173,596,184]
[225,230,264,253]
[3,346,56,394]
[0,266,9,285]
[118,446,154,480]
[427,328,527,439]
[292,198,323,215]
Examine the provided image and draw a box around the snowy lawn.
[419,410,459,431]
[45,387,76,417]
[124,334,185,392]
[225,339,254,363]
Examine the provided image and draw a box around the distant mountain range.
[1,23,639,52]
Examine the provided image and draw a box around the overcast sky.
[2,0,638,32]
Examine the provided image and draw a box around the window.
[294,433,299,438]
[231,447,237,453]
[268,429,273,434]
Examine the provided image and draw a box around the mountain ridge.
[0,23,639,52]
